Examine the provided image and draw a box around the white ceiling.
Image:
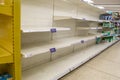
[92,0,120,11]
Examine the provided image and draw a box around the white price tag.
[24,53,33,58]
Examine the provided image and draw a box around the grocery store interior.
[0,0,120,80]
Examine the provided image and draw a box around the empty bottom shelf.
[22,40,118,80]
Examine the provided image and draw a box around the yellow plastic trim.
[0,47,13,64]
[13,0,21,80]
[4,0,12,5]
[0,5,12,16]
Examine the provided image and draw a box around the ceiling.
[92,0,120,11]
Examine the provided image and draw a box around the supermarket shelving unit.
[0,0,119,80]
[21,0,119,80]
[0,0,21,80]
[21,0,120,80]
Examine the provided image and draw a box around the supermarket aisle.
[60,41,120,80]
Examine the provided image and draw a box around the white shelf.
[77,27,102,30]
[21,40,71,58]
[98,20,120,23]
[21,34,102,58]
[98,20,112,22]
[22,40,118,80]
[77,27,90,30]
[112,20,120,22]
[21,26,71,33]
[54,16,72,20]
[54,16,99,22]
[90,27,102,30]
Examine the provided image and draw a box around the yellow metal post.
[13,0,21,80]
[0,0,21,80]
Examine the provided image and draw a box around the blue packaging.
[3,73,12,80]
[0,76,2,80]
[0,76,6,80]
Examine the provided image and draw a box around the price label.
[24,53,33,58]
[81,40,85,43]
[82,18,86,20]
[51,28,57,33]
[50,48,56,53]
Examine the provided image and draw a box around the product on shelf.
[98,21,117,43]
[99,13,113,20]
[0,73,13,80]
[112,12,120,20]
[102,22,114,28]
[100,12,120,21]
[96,37,102,44]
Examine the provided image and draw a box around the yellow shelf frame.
[0,5,12,16]
[13,0,21,80]
[0,47,13,64]
[0,0,21,80]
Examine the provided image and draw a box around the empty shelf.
[54,16,99,22]
[0,47,13,64]
[22,40,118,80]
[77,27,90,30]
[90,27,102,30]
[22,34,102,58]
[22,40,71,58]
[76,27,102,30]
[21,26,70,33]
[54,16,72,20]
[98,20,111,22]
[0,5,12,16]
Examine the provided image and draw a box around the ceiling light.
[63,0,67,1]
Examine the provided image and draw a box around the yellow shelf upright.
[0,0,21,80]
[13,0,21,80]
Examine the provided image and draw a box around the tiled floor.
[60,41,120,80]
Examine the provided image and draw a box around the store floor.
[60,41,120,80]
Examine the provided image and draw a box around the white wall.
[53,19,76,39]
[77,3,99,20]
[21,0,53,27]
[54,0,77,17]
